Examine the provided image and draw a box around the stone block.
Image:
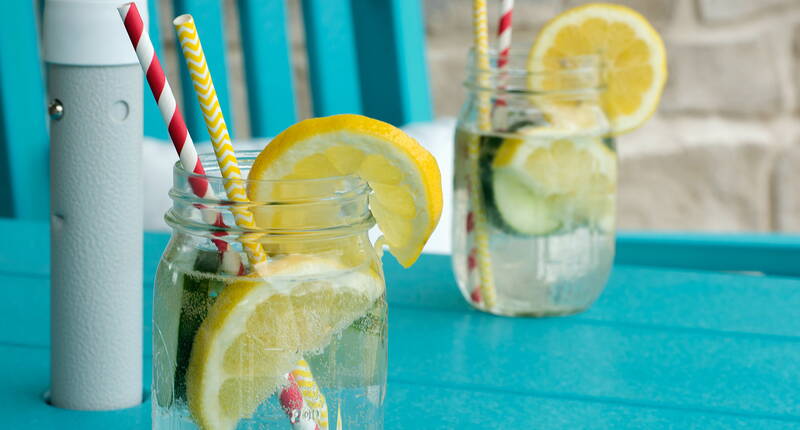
[563,0,675,29]
[660,36,783,116]
[617,117,778,231]
[424,0,563,35]
[426,35,470,118]
[772,140,800,231]
[794,25,800,116]
[698,0,797,24]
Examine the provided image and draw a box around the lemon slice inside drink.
[529,3,667,134]
[247,114,442,267]
[489,129,616,235]
[186,255,383,430]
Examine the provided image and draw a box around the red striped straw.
[493,0,514,109]
[119,5,316,428]
[117,2,242,274]
[497,0,514,69]
[281,374,321,430]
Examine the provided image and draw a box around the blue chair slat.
[351,0,432,126]
[171,0,234,140]
[238,0,297,138]
[0,1,49,219]
[616,232,800,276]
[144,0,168,140]
[301,0,362,116]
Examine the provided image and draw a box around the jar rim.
[166,149,374,237]
[467,48,601,74]
[169,149,371,212]
[464,49,603,94]
[174,150,368,190]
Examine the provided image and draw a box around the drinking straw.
[469,0,513,301]
[173,15,327,429]
[292,359,329,429]
[497,0,514,69]
[281,374,319,429]
[494,0,514,110]
[173,14,268,267]
[118,6,318,428]
[468,0,498,308]
[117,2,241,275]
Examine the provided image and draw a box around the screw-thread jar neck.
[465,49,603,97]
[165,151,374,243]
[461,49,610,135]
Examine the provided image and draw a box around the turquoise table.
[1,219,799,429]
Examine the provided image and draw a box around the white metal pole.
[44,0,148,410]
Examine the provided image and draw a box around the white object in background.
[143,139,181,231]
[402,118,456,255]
[46,0,147,411]
[43,0,148,65]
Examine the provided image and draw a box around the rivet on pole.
[48,99,64,120]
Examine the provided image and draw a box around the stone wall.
[157,0,800,232]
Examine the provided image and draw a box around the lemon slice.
[490,130,616,234]
[186,255,383,430]
[529,3,667,134]
[247,114,442,267]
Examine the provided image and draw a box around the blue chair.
[2,0,799,278]
[0,0,432,220]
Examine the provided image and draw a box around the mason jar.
[153,152,387,429]
[452,51,616,316]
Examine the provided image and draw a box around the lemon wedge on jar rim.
[529,3,668,134]
[247,114,443,268]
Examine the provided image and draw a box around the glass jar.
[452,51,616,316]
[153,152,387,429]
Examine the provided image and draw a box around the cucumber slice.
[174,250,223,402]
[491,168,562,235]
[478,123,563,236]
[153,265,183,408]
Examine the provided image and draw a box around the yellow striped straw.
[292,359,329,429]
[174,15,329,428]
[470,0,497,308]
[173,15,267,267]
